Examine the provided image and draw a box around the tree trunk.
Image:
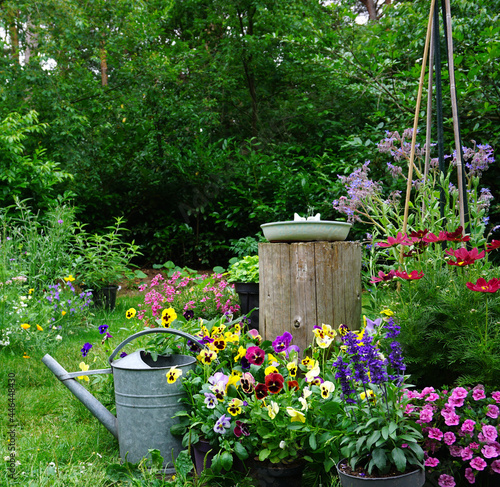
[100,41,108,86]
[359,0,378,20]
[7,7,19,63]
[25,16,39,64]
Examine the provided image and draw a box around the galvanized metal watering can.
[42,328,202,473]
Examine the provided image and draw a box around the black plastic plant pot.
[234,282,259,331]
[92,285,118,311]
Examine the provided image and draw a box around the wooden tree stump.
[258,241,362,355]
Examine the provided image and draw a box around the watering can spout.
[42,354,118,439]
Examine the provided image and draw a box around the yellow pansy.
[36,324,43,331]
[161,308,177,328]
[228,371,241,389]
[267,401,280,419]
[126,308,136,319]
[302,386,312,399]
[213,337,227,351]
[286,407,306,423]
[166,366,182,384]
[64,275,76,282]
[301,357,316,370]
[286,362,297,377]
[227,398,243,416]
[320,381,335,399]
[265,365,279,375]
[197,349,217,364]
[77,362,89,381]
[21,323,30,330]
[200,325,210,337]
[380,309,394,317]
[234,346,247,362]
[224,331,239,343]
[268,353,279,364]
[360,389,375,401]
[28,288,34,295]
[316,335,334,349]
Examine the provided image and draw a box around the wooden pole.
[400,0,435,265]
[444,0,466,235]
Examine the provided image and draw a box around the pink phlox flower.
[481,444,499,459]
[492,391,500,403]
[469,457,487,471]
[428,428,444,441]
[438,474,456,487]
[450,386,468,400]
[445,413,460,426]
[138,283,147,292]
[469,442,480,450]
[461,447,473,461]
[491,459,500,474]
[425,457,440,467]
[464,468,476,484]
[461,419,476,435]
[421,386,436,396]
[426,393,440,402]
[472,387,486,401]
[420,407,434,423]
[449,445,462,457]
[482,424,498,442]
[486,404,499,419]
[448,396,465,408]
[443,432,456,445]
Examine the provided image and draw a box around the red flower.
[255,383,268,400]
[409,229,429,240]
[466,278,500,293]
[444,226,470,242]
[370,270,397,284]
[245,346,265,366]
[423,231,447,243]
[395,270,424,280]
[377,232,412,248]
[287,380,299,391]
[234,420,250,437]
[445,247,485,266]
[265,373,285,394]
[487,240,500,252]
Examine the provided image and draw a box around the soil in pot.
[252,458,305,487]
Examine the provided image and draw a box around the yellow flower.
[233,323,241,334]
[21,323,30,330]
[265,365,279,375]
[234,346,247,362]
[228,371,241,389]
[224,331,239,343]
[166,366,182,384]
[286,407,306,423]
[200,325,210,337]
[61,311,67,316]
[305,364,320,382]
[161,308,177,328]
[213,337,227,351]
[268,353,279,364]
[301,357,316,370]
[77,362,89,381]
[126,308,136,319]
[267,401,280,419]
[380,309,394,317]
[316,335,333,349]
[360,389,375,401]
[338,324,349,336]
[28,288,34,294]
[36,324,43,331]
[299,396,308,411]
[320,381,335,399]
[227,398,243,416]
[302,386,312,399]
[23,352,30,359]
[197,349,217,364]
[64,275,76,282]
[287,362,297,377]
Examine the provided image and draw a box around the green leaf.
[169,424,186,436]
[234,442,249,460]
[367,430,381,449]
[371,448,387,472]
[309,433,317,450]
[356,435,367,453]
[388,422,398,439]
[259,449,271,461]
[220,451,233,471]
[391,447,407,472]
[381,425,389,440]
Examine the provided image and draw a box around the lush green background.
[1,0,499,266]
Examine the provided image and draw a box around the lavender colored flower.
[213,414,231,434]
[332,356,356,403]
[98,324,109,334]
[272,331,293,353]
[204,393,217,409]
[383,317,401,338]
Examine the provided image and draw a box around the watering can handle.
[108,328,204,365]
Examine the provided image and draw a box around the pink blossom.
[421,386,436,397]
[481,444,499,459]
[461,419,476,434]
[469,457,487,471]
[486,404,500,419]
[461,447,473,461]
[482,424,498,442]
[428,428,444,441]
[443,432,456,445]
[438,474,455,487]
[469,442,480,450]
[426,393,440,402]
[492,391,500,403]
[444,413,460,426]
[491,459,500,474]
[420,407,434,423]
[449,445,462,457]
[425,457,440,467]
[448,396,465,408]
[464,467,476,484]
[450,386,468,400]
[472,388,486,401]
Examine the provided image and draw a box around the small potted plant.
[226,255,259,329]
[72,217,141,310]
[333,315,425,486]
